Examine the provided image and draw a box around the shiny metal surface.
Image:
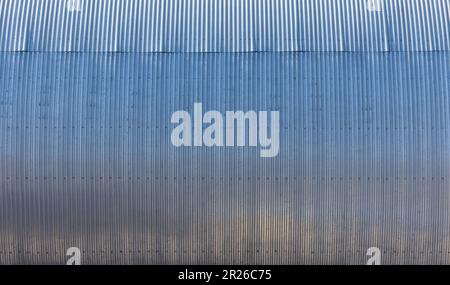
[1,0,450,265]
[0,52,449,264]
[0,0,449,52]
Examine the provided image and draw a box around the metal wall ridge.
[0,0,449,52]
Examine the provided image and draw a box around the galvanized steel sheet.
[0,52,449,264]
[0,0,449,52]
[0,0,450,265]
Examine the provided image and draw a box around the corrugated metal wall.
[0,0,449,52]
[0,1,450,265]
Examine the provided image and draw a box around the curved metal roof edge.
[0,0,449,53]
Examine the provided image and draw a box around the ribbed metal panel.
[1,52,449,264]
[0,0,449,52]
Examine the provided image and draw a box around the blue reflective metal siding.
[0,0,449,52]
[0,52,449,264]
[1,0,450,265]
